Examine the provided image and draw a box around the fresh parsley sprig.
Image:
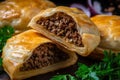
[50,50,120,80]
[0,25,14,53]
[50,74,77,80]
[0,25,14,73]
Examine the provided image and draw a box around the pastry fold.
[2,30,77,80]
[28,6,100,56]
[90,15,120,59]
[0,0,55,33]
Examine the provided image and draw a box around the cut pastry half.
[2,30,77,80]
[28,6,100,56]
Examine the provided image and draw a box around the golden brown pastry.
[0,0,55,33]
[90,15,120,59]
[2,30,77,80]
[28,6,100,56]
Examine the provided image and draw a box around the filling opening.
[20,43,69,71]
[36,12,83,47]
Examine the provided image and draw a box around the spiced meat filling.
[20,43,69,71]
[36,12,83,47]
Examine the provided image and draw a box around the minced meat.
[36,12,83,47]
[20,43,69,71]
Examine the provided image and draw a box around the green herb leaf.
[75,63,99,80]
[0,25,14,73]
[88,72,99,80]
[0,25,14,53]
[0,58,2,66]
[50,74,76,80]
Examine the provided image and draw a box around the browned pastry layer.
[90,15,120,60]
[2,30,77,80]
[29,6,100,56]
[20,43,69,71]
[91,15,120,51]
[36,12,83,47]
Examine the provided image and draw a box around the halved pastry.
[2,30,77,80]
[90,15,120,59]
[0,0,55,33]
[28,6,100,56]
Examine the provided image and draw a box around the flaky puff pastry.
[28,6,100,56]
[90,15,120,59]
[0,0,55,33]
[2,30,77,80]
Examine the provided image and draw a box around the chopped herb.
[50,50,120,80]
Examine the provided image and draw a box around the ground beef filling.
[36,12,83,47]
[20,43,69,71]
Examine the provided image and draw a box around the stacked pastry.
[2,5,101,79]
[1,0,120,80]
[28,6,100,56]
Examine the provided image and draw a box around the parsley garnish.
[0,58,2,66]
[50,74,76,80]
[50,51,120,80]
[0,25,14,73]
[0,25,14,53]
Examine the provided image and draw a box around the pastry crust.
[28,6,100,56]
[2,30,77,80]
[91,15,120,51]
[90,15,120,59]
[0,0,55,33]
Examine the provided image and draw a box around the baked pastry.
[28,6,100,56]
[90,15,120,59]
[2,30,77,80]
[0,0,55,33]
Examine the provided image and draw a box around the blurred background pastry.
[0,0,55,33]
[90,15,120,59]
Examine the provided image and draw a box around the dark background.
[50,0,87,6]
[51,0,120,15]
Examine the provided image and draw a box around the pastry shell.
[28,6,100,56]
[2,29,77,80]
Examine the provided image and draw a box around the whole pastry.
[28,6,100,56]
[91,15,120,51]
[0,0,55,33]
[2,30,77,80]
[90,15,120,59]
